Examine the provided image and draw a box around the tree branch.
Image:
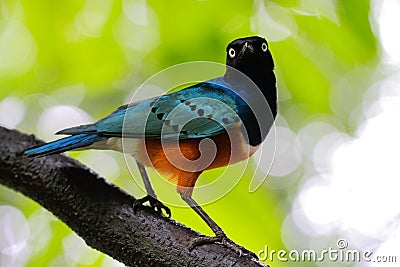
[0,126,269,267]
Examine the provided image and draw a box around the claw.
[133,195,171,218]
[188,234,257,259]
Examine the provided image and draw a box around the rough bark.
[0,126,269,267]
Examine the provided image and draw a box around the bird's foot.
[188,233,257,258]
[133,195,171,218]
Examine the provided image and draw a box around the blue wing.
[58,79,245,140]
[23,78,266,157]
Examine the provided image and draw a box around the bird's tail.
[23,134,107,157]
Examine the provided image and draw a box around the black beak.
[239,42,254,56]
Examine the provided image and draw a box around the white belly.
[84,137,142,154]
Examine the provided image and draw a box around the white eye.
[261,42,268,52]
[228,48,236,58]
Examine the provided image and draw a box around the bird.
[24,36,278,257]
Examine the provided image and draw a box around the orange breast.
[135,126,257,196]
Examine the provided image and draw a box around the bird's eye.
[228,48,236,58]
[261,42,268,52]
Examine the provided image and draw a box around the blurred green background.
[2,0,400,266]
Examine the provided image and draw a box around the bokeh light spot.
[77,152,120,181]
[0,19,36,77]
[0,96,25,129]
[28,209,53,256]
[373,0,400,64]
[251,0,296,42]
[115,0,159,52]
[255,126,302,177]
[37,105,92,140]
[74,0,113,38]
[62,232,101,265]
[0,205,30,267]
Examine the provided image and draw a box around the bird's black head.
[225,36,274,77]
[223,36,278,147]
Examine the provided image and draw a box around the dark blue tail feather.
[23,134,108,157]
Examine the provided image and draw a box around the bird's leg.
[180,194,257,258]
[133,160,171,217]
